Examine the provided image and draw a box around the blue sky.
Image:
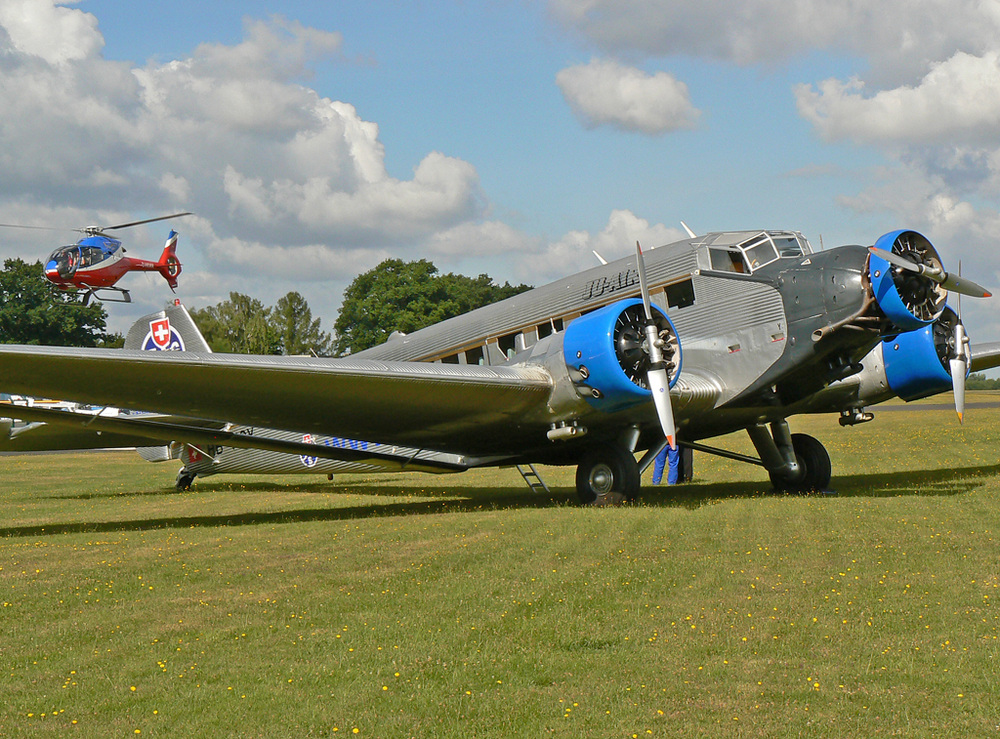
[1,0,999,345]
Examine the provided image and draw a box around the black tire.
[175,469,196,491]
[575,446,640,505]
[769,433,831,493]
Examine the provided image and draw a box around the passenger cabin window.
[536,317,564,339]
[497,332,517,359]
[465,346,485,366]
[665,279,695,309]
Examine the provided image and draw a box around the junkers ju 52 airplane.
[0,226,998,504]
[0,212,191,304]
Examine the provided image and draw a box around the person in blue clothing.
[652,444,680,485]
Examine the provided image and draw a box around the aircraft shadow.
[5,462,998,539]
[642,462,1000,509]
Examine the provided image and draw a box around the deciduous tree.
[0,258,117,346]
[190,292,281,354]
[333,259,530,355]
[273,291,332,356]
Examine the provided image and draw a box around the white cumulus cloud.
[557,58,699,133]
[518,209,685,283]
[796,51,1000,146]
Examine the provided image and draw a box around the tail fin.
[125,300,212,353]
[156,229,182,290]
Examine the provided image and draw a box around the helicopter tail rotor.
[156,230,182,290]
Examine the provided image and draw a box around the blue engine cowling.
[563,298,681,413]
[868,229,947,332]
[883,307,965,401]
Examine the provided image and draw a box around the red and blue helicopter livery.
[1,212,191,305]
[42,212,191,304]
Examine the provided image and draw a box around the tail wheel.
[769,433,831,493]
[175,468,196,491]
[575,446,640,505]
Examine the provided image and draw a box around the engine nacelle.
[868,229,946,332]
[562,298,681,414]
[883,306,965,401]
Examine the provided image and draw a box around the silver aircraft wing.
[0,346,554,457]
[971,342,1000,373]
[0,416,167,452]
[0,403,471,473]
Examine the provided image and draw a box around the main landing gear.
[575,445,640,505]
[747,420,831,493]
[175,468,197,491]
[572,418,832,505]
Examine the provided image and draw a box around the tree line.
[0,257,530,355]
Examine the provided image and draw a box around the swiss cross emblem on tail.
[142,317,185,351]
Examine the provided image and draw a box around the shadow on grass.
[6,462,999,539]
[643,462,1000,509]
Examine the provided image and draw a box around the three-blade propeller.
[868,246,992,298]
[635,241,677,450]
[871,246,987,422]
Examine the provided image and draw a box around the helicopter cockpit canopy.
[46,244,108,279]
[47,245,81,279]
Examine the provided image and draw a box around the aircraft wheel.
[575,446,640,506]
[769,433,831,493]
[175,469,196,491]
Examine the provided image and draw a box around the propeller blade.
[635,241,653,321]
[648,365,677,450]
[950,320,969,423]
[636,240,677,449]
[869,246,991,298]
[940,272,992,299]
[950,357,967,424]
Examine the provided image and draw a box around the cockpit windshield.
[704,231,810,275]
[48,245,81,279]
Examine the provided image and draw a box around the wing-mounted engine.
[561,297,681,413]
[882,306,967,401]
[868,230,947,331]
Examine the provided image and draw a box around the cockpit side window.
[773,236,803,257]
[709,248,748,273]
[741,238,779,271]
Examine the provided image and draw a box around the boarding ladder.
[516,464,550,494]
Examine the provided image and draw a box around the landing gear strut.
[747,421,831,493]
[175,468,197,491]
[769,433,831,492]
[575,446,640,505]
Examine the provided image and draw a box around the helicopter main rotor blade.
[97,212,193,232]
[0,223,68,232]
[869,246,992,298]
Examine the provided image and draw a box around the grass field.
[3,394,1000,737]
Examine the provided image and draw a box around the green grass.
[3,394,1000,737]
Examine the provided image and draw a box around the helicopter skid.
[75,284,132,306]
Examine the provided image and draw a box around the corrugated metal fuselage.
[353,233,879,455]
